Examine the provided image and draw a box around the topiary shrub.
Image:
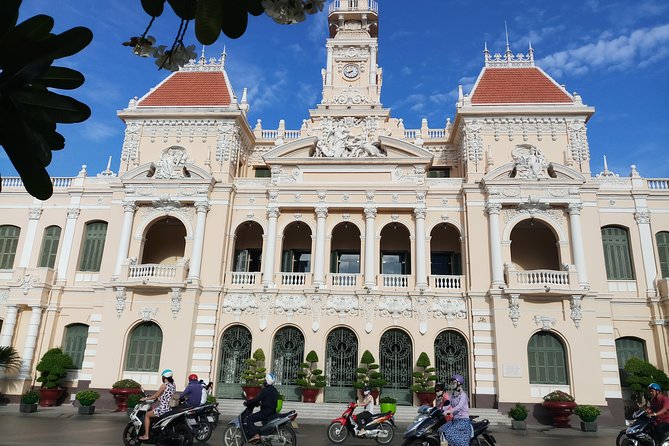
[296,350,326,388]
[21,390,40,404]
[75,390,100,406]
[411,352,437,393]
[574,405,601,422]
[36,348,73,389]
[353,350,386,391]
[112,379,142,389]
[624,358,669,405]
[508,403,529,421]
[126,393,143,409]
[242,348,266,387]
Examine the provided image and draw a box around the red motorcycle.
[327,402,395,444]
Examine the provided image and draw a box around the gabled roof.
[137,54,234,107]
[471,67,573,104]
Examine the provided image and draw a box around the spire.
[504,21,512,61]
[528,40,534,62]
[200,46,206,63]
[221,46,227,67]
[596,155,619,178]
[484,41,490,62]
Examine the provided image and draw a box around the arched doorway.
[380,329,413,404]
[217,325,252,398]
[380,223,411,287]
[281,222,312,285]
[272,326,305,401]
[141,217,186,264]
[325,327,358,402]
[330,222,361,287]
[510,219,560,270]
[434,330,469,391]
[232,221,263,285]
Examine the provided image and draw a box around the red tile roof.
[138,71,231,107]
[471,67,572,104]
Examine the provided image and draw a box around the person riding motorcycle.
[647,383,669,444]
[438,374,471,446]
[355,386,375,435]
[180,373,204,407]
[243,373,279,443]
[434,382,450,409]
[139,369,177,441]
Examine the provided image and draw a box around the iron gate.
[434,330,469,391]
[324,327,358,403]
[272,326,305,401]
[380,329,413,405]
[217,325,252,398]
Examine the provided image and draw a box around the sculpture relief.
[155,146,191,179]
[314,117,386,158]
[511,144,550,179]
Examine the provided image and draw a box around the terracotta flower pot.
[371,389,380,405]
[38,388,64,407]
[242,386,262,400]
[301,388,320,403]
[416,391,436,406]
[543,400,577,428]
[110,388,143,412]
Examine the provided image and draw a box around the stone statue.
[155,146,189,179]
[314,118,386,158]
[511,144,549,179]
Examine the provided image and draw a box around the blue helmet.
[265,373,275,386]
[649,383,662,392]
[161,369,173,378]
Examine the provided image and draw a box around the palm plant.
[0,346,21,372]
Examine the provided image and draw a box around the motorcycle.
[402,405,497,446]
[184,401,220,443]
[223,404,299,446]
[326,401,396,444]
[617,409,669,446]
[123,397,194,446]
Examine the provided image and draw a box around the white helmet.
[265,373,275,386]
[161,369,173,378]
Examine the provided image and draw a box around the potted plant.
[110,378,143,412]
[623,358,669,406]
[75,390,100,415]
[276,393,285,413]
[379,396,397,414]
[19,390,39,413]
[0,346,21,372]
[296,350,326,403]
[542,390,576,428]
[126,393,143,416]
[411,352,437,406]
[508,403,528,430]
[353,350,386,403]
[241,348,266,400]
[35,348,73,406]
[574,404,601,432]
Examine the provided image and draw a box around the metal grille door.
[272,326,305,401]
[380,329,412,405]
[434,330,469,391]
[217,325,252,398]
[325,328,358,403]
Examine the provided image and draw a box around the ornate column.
[364,207,377,287]
[567,203,589,288]
[0,305,19,347]
[635,210,657,297]
[188,201,210,281]
[325,44,333,85]
[369,43,378,85]
[19,305,44,378]
[19,207,42,267]
[414,208,428,288]
[262,207,280,287]
[113,202,137,278]
[486,202,504,286]
[313,207,328,287]
[56,208,80,281]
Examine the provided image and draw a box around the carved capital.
[267,207,280,219]
[567,203,583,216]
[122,201,138,213]
[534,315,556,331]
[67,208,81,220]
[194,201,211,213]
[364,207,377,219]
[414,208,427,220]
[634,210,651,225]
[28,207,43,220]
[315,206,329,219]
[485,202,502,215]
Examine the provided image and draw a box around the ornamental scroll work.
[221,293,467,334]
[313,117,387,158]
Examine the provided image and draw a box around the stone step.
[215,399,511,426]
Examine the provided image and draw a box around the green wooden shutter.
[125,322,163,372]
[39,226,61,268]
[0,225,20,269]
[656,232,669,278]
[601,226,634,280]
[528,332,568,385]
[63,324,89,369]
[79,222,108,272]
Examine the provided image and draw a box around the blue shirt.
[181,380,203,407]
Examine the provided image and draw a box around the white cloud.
[81,120,119,140]
[538,23,669,77]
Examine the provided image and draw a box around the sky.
[2,0,668,180]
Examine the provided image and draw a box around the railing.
[329,273,359,287]
[515,270,569,286]
[1,177,73,188]
[278,272,309,286]
[284,130,300,139]
[261,130,278,138]
[329,0,378,13]
[647,179,669,190]
[428,129,446,138]
[129,264,178,279]
[430,275,462,289]
[404,130,417,139]
[230,271,259,285]
[381,274,409,288]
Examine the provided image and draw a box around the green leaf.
[141,0,166,17]
[10,89,91,124]
[195,0,223,45]
[0,0,20,39]
[36,66,85,90]
[167,0,196,20]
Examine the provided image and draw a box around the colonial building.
[0,0,667,423]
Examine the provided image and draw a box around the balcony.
[226,271,261,287]
[277,272,312,287]
[504,263,579,293]
[328,273,360,288]
[429,275,463,290]
[379,274,413,289]
[119,258,189,287]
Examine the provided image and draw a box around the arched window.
[0,225,20,269]
[79,222,108,272]
[39,226,62,268]
[527,332,568,385]
[125,322,163,372]
[272,326,305,401]
[601,226,634,280]
[616,337,647,387]
[656,231,669,278]
[63,324,89,369]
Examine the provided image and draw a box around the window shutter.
[79,222,108,272]
[528,332,568,385]
[656,232,669,278]
[601,227,634,280]
[125,322,163,372]
[39,226,61,268]
[63,324,88,369]
[0,226,20,269]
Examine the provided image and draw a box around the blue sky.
[2,0,668,179]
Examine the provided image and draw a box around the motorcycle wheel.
[401,439,438,446]
[375,422,394,445]
[195,421,213,442]
[327,421,349,444]
[616,432,635,446]
[122,423,141,446]
[174,423,194,446]
[223,426,244,446]
[277,425,297,446]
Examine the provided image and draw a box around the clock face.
[343,64,359,79]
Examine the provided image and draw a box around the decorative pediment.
[483,161,586,183]
[120,162,214,182]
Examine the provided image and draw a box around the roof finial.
[106,155,112,171]
[200,46,206,62]
[504,21,512,60]
[528,40,534,62]
[484,41,490,61]
[221,45,227,67]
